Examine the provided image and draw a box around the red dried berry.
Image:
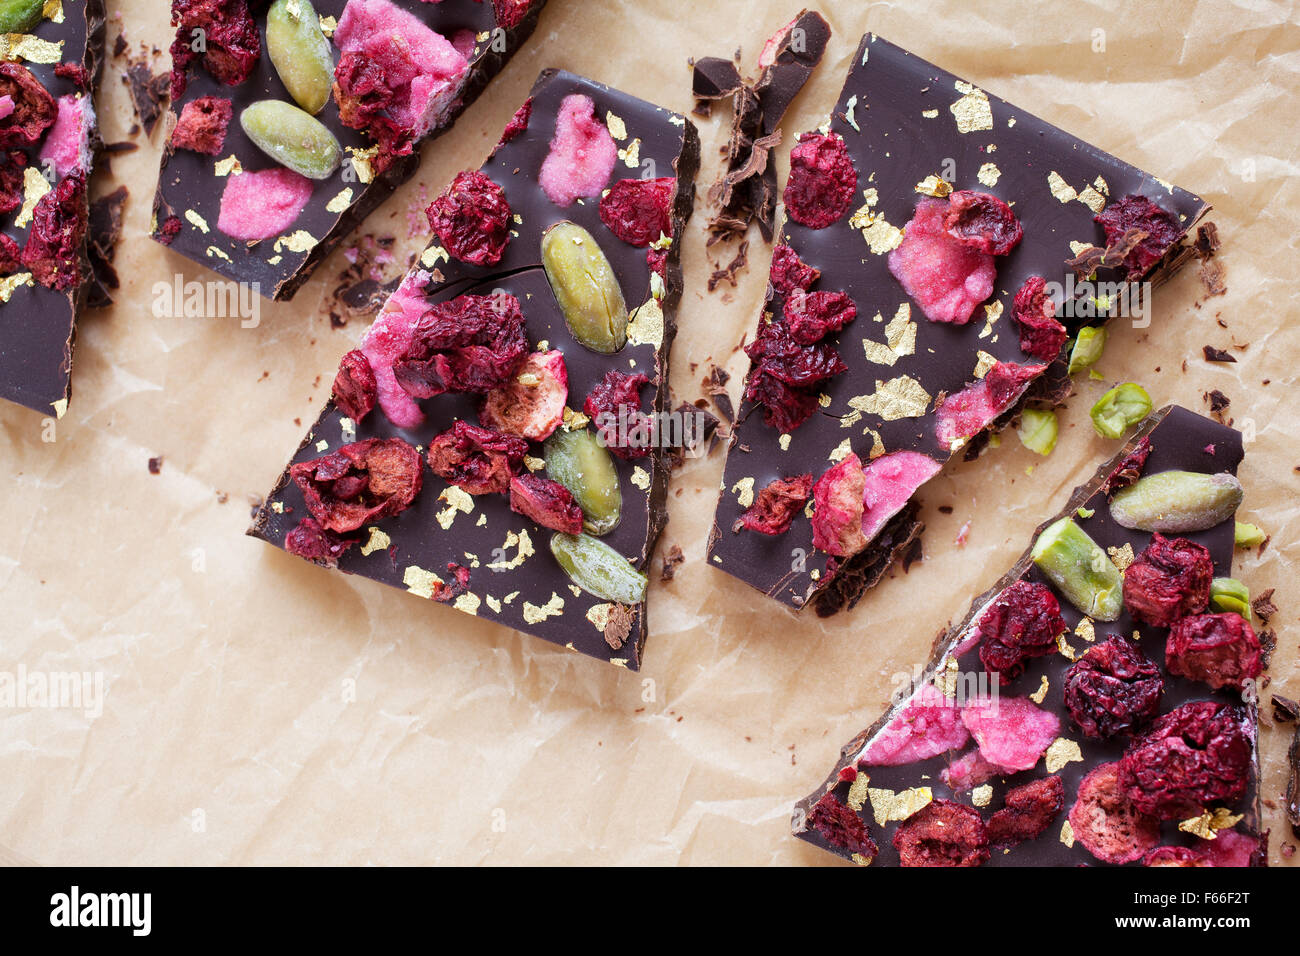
[893,799,990,868]
[739,474,813,536]
[1122,533,1213,627]
[0,149,27,214]
[284,516,356,568]
[169,0,261,99]
[492,0,532,28]
[21,169,87,291]
[1094,194,1182,277]
[426,170,512,267]
[494,96,532,152]
[977,580,1066,680]
[332,349,377,423]
[1166,613,1263,691]
[427,562,472,604]
[1104,436,1152,495]
[935,360,1044,445]
[1119,701,1253,818]
[480,349,568,441]
[1143,846,1210,867]
[808,792,877,860]
[598,177,675,247]
[170,95,233,155]
[943,190,1023,256]
[333,52,408,168]
[783,132,857,230]
[646,247,667,279]
[0,63,55,148]
[156,215,183,245]
[392,292,528,399]
[1069,762,1161,864]
[743,369,820,433]
[509,473,584,534]
[987,776,1064,849]
[1064,636,1164,739]
[743,317,847,432]
[426,420,527,496]
[290,438,424,534]
[811,454,866,557]
[0,234,20,273]
[1012,276,1068,361]
[584,370,653,461]
[769,244,821,295]
[782,290,858,345]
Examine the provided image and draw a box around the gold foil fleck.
[618,137,641,169]
[1076,185,1106,214]
[318,14,337,36]
[522,592,564,624]
[274,230,317,254]
[828,438,853,463]
[453,592,481,616]
[861,215,904,254]
[586,603,613,631]
[402,565,444,598]
[360,527,391,556]
[868,786,933,826]
[43,0,63,23]
[778,434,791,451]
[1075,617,1096,643]
[862,303,916,367]
[1029,675,1050,704]
[1048,171,1078,203]
[436,486,475,530]
[848,375,931,422]
[0,271,32,302]
[561,406,590,431]
[973,350,998,379]
[523,455,545,472]
[979,300,1003,339]
[185,209,209,234]
[949,80,993,133]
[1044,738,1084,773]
[914,174,952,197]
[977,162,1001,187]
[487,529,534,570]
[933,657,960,698]
[626,299,663,347]
[50,396,66,418]
[326,188,354,213]
[1057,633,1079,661]
[844,95,860,132]
[347,145,377,183]
[1108,543,1135,571]
[971,784,993,808]
[921,108,938,119]
[1093,175,1109,196]
[15,165,48,227]
[847,772,872,811]
[631,466,651,491]
[1060,819,1075,847]
[213,155,242,177]
[605,111,627,140]
[485,594,502,614]
[421,244,449,268]
[731,476,755,508]
[0,34,63,63]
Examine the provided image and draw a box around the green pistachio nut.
[240,99,341,180]
[1068,326,1108,374]
[1090,382,1152,439]
[1210,577,1250,618]
[0,0,42,33]
[541,221,628,353]
[1017,408,1058,456]
[1031,517,1123,621]
[266,0,335,115]
[550,533,647,605]
[1109,471,1244,533]
[543,427,622,536]
[1234,522,1266,549]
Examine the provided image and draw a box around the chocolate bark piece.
[249,70,700,668]
[151,0,546,301]
[709,34,1210,612]
[794,406,1264,866]
[0,0,107,415]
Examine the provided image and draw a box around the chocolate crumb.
[660,544,684,582]
[125,65,169,136]
[1273,695,1300,724]
[147,456,163,474]
[86,186,129,308]
[1203,345,1236,363]
[1251,588,1277,623]
[1258,627,1276,669]
[708,240,749,291]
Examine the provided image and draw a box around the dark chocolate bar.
[708,34,1210,614]
[249,69,699,668]
[794,406,1266,867]
[0,0,106,415]
[151,0,545,300]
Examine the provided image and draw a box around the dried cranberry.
[807,792,877,860]
[1012,276,1067,361]
[169,0,261,99]
[783,132,856,229]
[284,516,356,568]
[392,292,528,398]
[480,349,568,441]
[429,562,472,604]
[782,290,857,345]
[944,190,1023,256]
[893,800,989,867]
[739,474,813,535]
[584,370,653,460]
[1122,533,1213,627]
[811,454,866,557]
[977,580,1066,680]
[426,170,512,267]
[0,63,55,148]
[290,438,424,534]
[494,96,532,151]
[743,316,847,432]
[21,169,87,291]
[333,52,407,167]
[332,349,377,423]
[0,234,20,274]
[743,369,820,433]
[426,420,527,495]
[1094,194,1182,277]
[1069,762,1161,863]
[769,244,820,295]
[599,177,675,247]
[1119,701,1253,818]
[509,474,583,534]
[170,95,233,155]
[492,0,532,28]
[1104,436,1152,494]
[1166,613,1263,691]
[1064,637,1164,739]
[0,149,27,214]
[987,776,1064,849]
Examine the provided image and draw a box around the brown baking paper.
[0,0,1296,866]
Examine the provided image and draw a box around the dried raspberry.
[811,454,866,557]
[429,562,472,604]
[0,149,27,214]
[21,169,87,291]
[888,198,997,326]
[0,234,20,273]
[782,290,857,345]
[935,361,1044,445]
[156,215,183,245]
[987,776,1064,849]
[1094,194,1182,277]
[783,132,856,229]
[495,96,532,151]
[426,170,512,267]
[944,190,1023,256]
[1119,701,1253,818]
[1064,637,1164,739]
[284,516,356,568]
[599,177,675,247]
[862,683,970,766]
[584,370,653,461]
[332,349,378,423]
[290,438,424,534]
[392,292,528,398]
[961,696,1060,773]
[0,63,55,148]
[1069,762,1161,864]
[1123,533,1213,627]
[738,474,813,535]
[169,0,261,99]
[509,474,583,534]
[646,248,667,279]
[893,800,989,867]
[1166,613,1263,691]
[808,792,877,860]
[426,420,527,495]
[170,95,232,155]
[53,63,91,91]
[480,349,568,441]
[769,244,820,294]
[977,580,1066,680]
[492,0,533,28]
[1013,276,1067,361]
[1104,436,1152,494]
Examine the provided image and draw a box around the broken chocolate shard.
[86,185,128,308]
[1204,345,1237,363]
[125,63,168,136]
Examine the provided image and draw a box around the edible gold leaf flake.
[523,455,545,472]
[586,603,613,631]
[1076,185,1106,213]
[522,592,565,624]
[338,417,356,443]
[631,466,651,491]
[862,303,917,367]
[847,772,872,811]
[213,155,242,177]
[828,438,853,463]
[610,658,629,668]
[453,592,481,616]
[778,434,791,451]
[43,0,63,22]
[971,785,993,808]
[347,145,378,183]
[618,138,641,168]
[731,476,755,508]
[488,529,534,570]
[1057,633,1079,661]
[421,244,449,268]
[485,594,502,613]
[1068,240,1091,256]
[973,350,998,379]
[326,188,354,213]
[1060,819,1075,847]
[848,375,931,422]
[15,166,48,226]
[274,230,317,254]
[436,485,475,530]
[1048,171,1077,203]
[921,108,938,119]
[817,392,831,408]
[844,95,860,132]
[1044,738,1084,773]
[933,657,960,698]
[318,14,336,35]
[850,853,872,866]
[977,162,1001,187]
[0,271,32,302]
[185,209,209,234]
[50,396,66,418]
[868,786,933,826]
[949,80,993,133]
[0,34,63,63]
[865,429,886,459]
[605,111,627,140]
[979,300,1003,339]
[1093,175,1109,196]
[914,174,952,197]
[314,439,328,452]
[1029,675,1050,704]
[860,215,903,254]
[1179,807,1243,839]
[626,299,663,347]
[360,527,391,556]
[1075,617,1096,643]
[403,565,443,598]
[1107,543,1135,571]
[561,406,590,431]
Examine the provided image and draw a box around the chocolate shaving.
[1203,345,1237,363]
[125,64,169,136]
[708,240,749,292]
[1194,221,1220,258]
[660,544,684,583]
[1287,724,1300,838]
[602,603,637,650]
[1251,588,1277,623]
[86,186,128,309]
[1199,258,1227,297]
[702,364,734,423]
[1064,228,1149,281]
[1273,695,1300,724]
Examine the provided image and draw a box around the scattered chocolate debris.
[86,186,129,308]
[1194,221,1220,258]
[147,456,163,474]
[708,239,749,291]
[660,544,684,582]
[703,363,734,422]
[1251,588,1277,623]
[602,603,636,650]
[1205,388,1230,419]
[1287,724,1300,838]
[1064,228,1148,281]
[1273,695,1300,724]
[125,64,169,136]
[1259,627,1276,669]
[1198,258,1227,297]
[1203,345,1237,363]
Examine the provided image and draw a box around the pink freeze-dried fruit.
[739,474,813,536]
[934,361,1045,445]
[811,454,866,557]
[943,190,1023,256]
[1064,636,1164,739]
[940,748,1002,792]
[1069,762,1161,864]
[393,292,528,398]
[216,167,314,241]
[0,63,55,148]
[598,177,675,247]
[1123,533,1213,627]
[782,290,857,345]
[479,349,568,441]
[539,94,616,207]
[21,169,87,291]
[332,349,378,423]
[170,96,233,156]
[426,170,512,267]
[1013,276,1068,362]
[961,696,1060,773]
[893,800,989,867]
[169,0,261,99]
[769,244,820,294]
[38,95,91,179]
[1166,613,1263,691]
[783,132,856,229]
[494,96,531,153]
[808,792,877,860]
[987,775,1064,849]
[290,438,424,534]
[1143,830,1257,868]
[860,451,942,542]
[584,370,653,461]
[426,420,527,496]
[1094,194,1182,277]
[509,474,583,534]
[861,683,969,766]
[1119,701,1253,818]
[977,580,1067,680]
[888,197,996,325]
[285,516,356,568]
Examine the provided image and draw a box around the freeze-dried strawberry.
[170,95,233,155]
[1070,762,1161,864]
[1123,534,1213,627]
[811,454,866,557]
[1104,436,1152,494]
[599,177,675,247]
[860,452,941,542]
[480,349,568,441]
[941,748,1001,792]
[169,0,261,99]
[987,776,1064,849]
[739,474,813,536]
[0,63,56,148]
[494,96,531,152]
[961,696,1060,772]
[934,361,1044,445]
[290,438,424,534]
[1094,194,1182,277]
[1013,276,1067,361]
[1142,832,1257,868]
[888,197,996,325]
[783,132,856,229]
[332,349,378,423]
[1119,701,1253,818]
[584,370,653,460]
[156,215,183,245]
[0,150,27,214]
[509,474,583,534]
[769,244,820,294]
[808,792,877,860]
[392,292,528,398]
[782,290,858,345]
[862,683,970,766]
[426,420,527,495]
[893,799,989,867]
[21,169,87,291]
[977,580,1066,680]
[539,94,616,207]
[1166,613,1263,691]
[1064,636,1164,739]
[0,234,20,273]
[426,170,512,267]
[944,190,1023,256]
[492,0,533,29]
[284,516,356,568]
